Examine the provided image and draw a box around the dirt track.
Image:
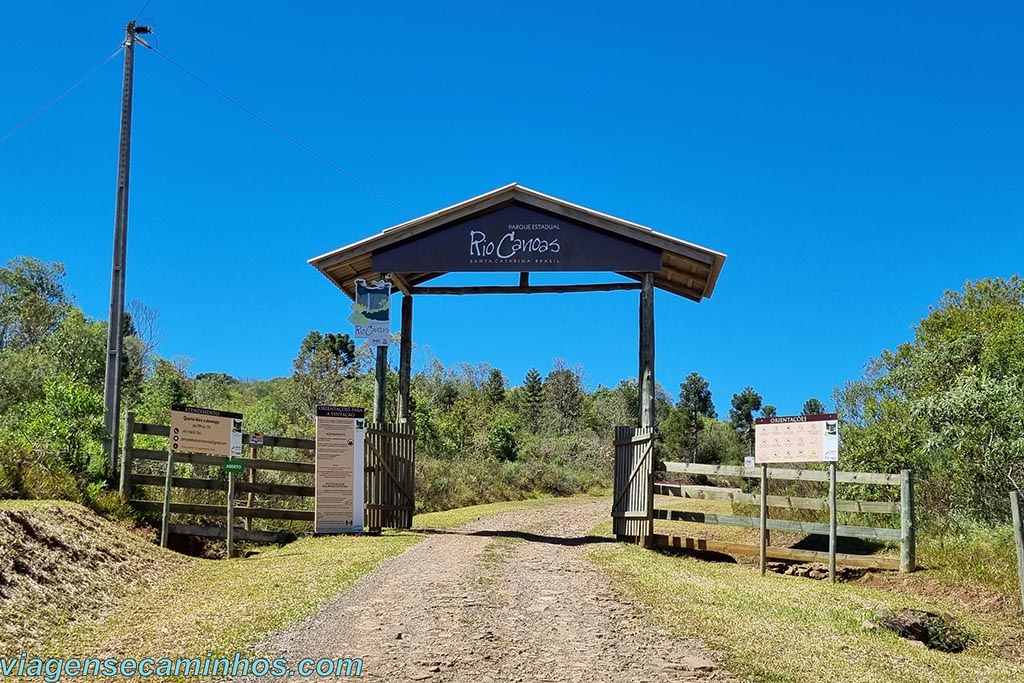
[241,500,731,682]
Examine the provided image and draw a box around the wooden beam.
[639,272,655,428]
[409,282,642,296]
[389,273,412,295]
[519,272,529,287]
[132,500,314,521]
[132,448,315,474]
[133,474,314,497]
[397,294,413,423]
[653,483,901,514]
[653,508,902,541]
[649,534,902,571]
[167,524,296,545]
[374,344,388,423]
[662,461,902,486]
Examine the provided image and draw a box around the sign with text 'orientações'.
[315,406,365,534]
[754,413,839,464]
[170,405,244,457]
[371,203,662,273]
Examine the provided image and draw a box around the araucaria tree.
[729,386,763,455]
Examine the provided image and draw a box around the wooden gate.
[611,426,654,542]
[364,422,415,531]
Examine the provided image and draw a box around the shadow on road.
[416,527,617,547]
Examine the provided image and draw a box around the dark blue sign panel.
[371,203,662,273]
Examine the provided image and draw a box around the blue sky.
[2,1,1022,417]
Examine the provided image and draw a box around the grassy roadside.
[3,496,568,677]
[587,520,1024,683]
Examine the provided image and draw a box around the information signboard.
[348,279,391,347]
[754,413,839,464]
[315,406,365,533]
[170,405,244,457]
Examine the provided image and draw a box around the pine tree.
[523,367,544,431]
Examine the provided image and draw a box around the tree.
[834,277,1024,524]
[290,331,357,416]
[729,386,762,454]
[545,359,585,434]
[761,404,777,419]
[0,257,70,351]
[522,367,544,431]
[802,398,827,415]
[483,368,506,405]
[678,372,716,461]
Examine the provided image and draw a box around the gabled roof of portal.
[309,183,726,302]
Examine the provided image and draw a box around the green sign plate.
[223,459,243,473]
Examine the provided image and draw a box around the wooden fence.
[611,427,654,541]
[119,412,415,545]
[653,462,915,572]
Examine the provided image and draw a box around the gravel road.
[239,499,731,682]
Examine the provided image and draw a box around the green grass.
[588,538,1024,683]
[6,496,573,681]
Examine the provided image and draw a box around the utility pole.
[103,21,150,476]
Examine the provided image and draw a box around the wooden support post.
[1010,490,1024,615]
[397,295,413,423]
[759,464,768,576]
[244,444,257,531]
[161,446,174,548]
[638,272,655,429]
[226,468,236,559]
[828,462,837,583]
[373,344,388,423]
[119,411,135,499]
[900,469,916,573]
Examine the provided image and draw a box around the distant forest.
[1,256,1021,526]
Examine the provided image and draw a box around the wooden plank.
[1011,490,1024,615]
[132,500,314,521]
[409,282,643,296]
[649,534,902,571]
[653,508,902,541]
[132,423,313,450]
[662,461,901,486]
[119,411,135,498]
[131,448,314,474]
[653,483,900,514]
[133,474,315,497]
[167,524,296,544]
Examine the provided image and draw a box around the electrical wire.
[0,45,123,146]
[133,0,156,22]
[140,44,634,345]
[144,44,413,217]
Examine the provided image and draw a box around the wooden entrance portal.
[310,184,727,534]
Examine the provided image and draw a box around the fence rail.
[120,412,416,548]
[649,460,915,573]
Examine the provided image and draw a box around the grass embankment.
[588,517,1024,683]
[0,497,563,669]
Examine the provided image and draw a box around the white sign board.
[170,405,243,457]
[755,413,839,464]
[348,279,391,347]
[315,406,365,533]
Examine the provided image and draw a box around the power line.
[133,0,156,21]
[140,43,633,345]
[0,45,123,146]
[143,45,413,217]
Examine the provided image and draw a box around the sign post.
[315,406,366,534]
[167,406,244,555]
[161,445,173,548]
[755,413,840,580]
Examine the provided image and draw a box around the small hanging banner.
[348,278,391,346]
